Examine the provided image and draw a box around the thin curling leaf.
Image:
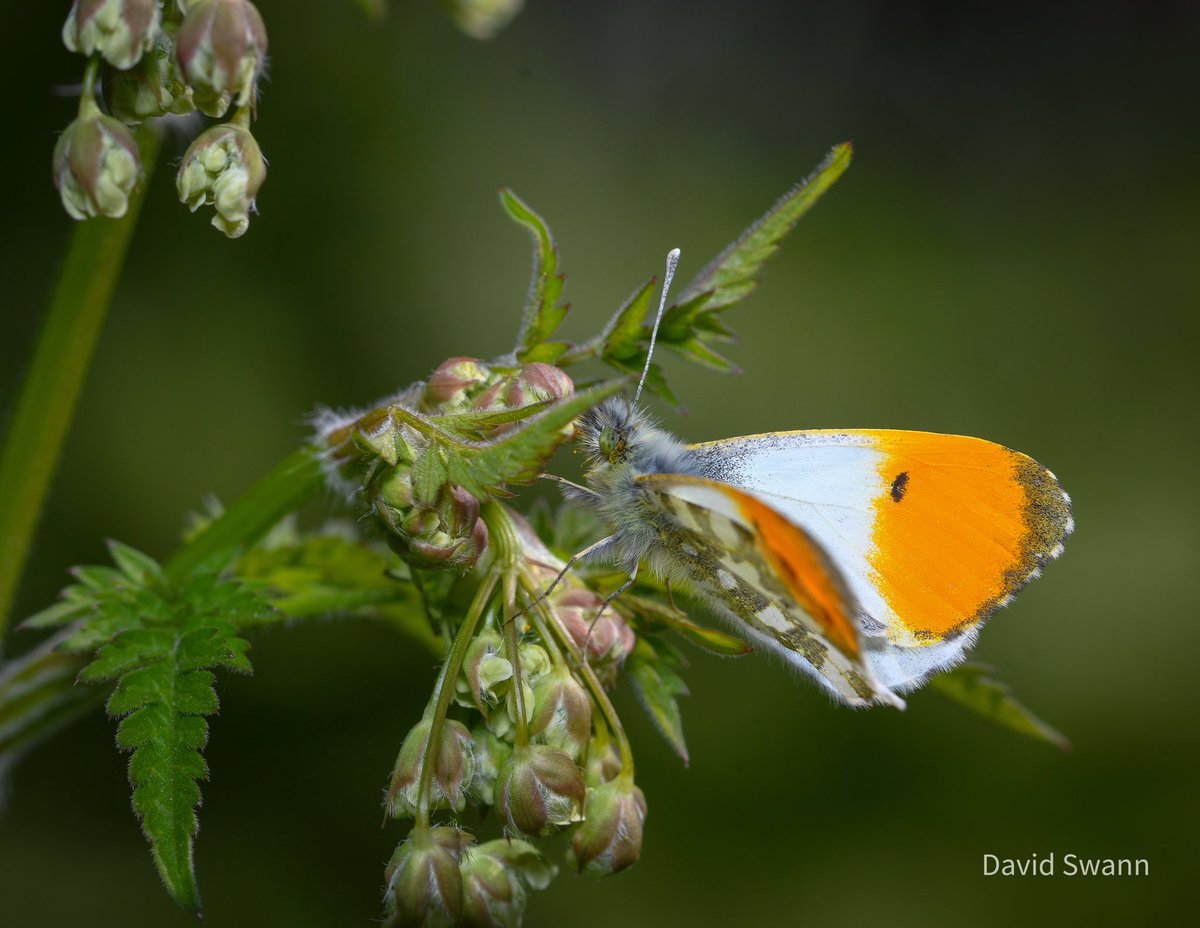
[625,638,690,764]
[926,663,1071,751]
[502,189,569,362]
[666,142,852,321]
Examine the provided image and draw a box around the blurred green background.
[2,2,1197,926]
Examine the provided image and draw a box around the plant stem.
[520,572,634,776]
[164,446,325,583]
[485,503,532,748]
[0,124,160,645]
[414,569,497,831]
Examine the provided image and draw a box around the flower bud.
[440,0,526,41]
[584,737,622,787]
[380,480,489,569]
[553,588,635,665]
[385,826,472,928]
[53,103,141,220]
[502,362,574,409]
[494,744,584,836]
[104,26,195,123]
[421,357,492,411]
[62,0,161,70]
[176,121,266,238]
[469,726,512,806]
[460,839,556,928]
[456,630,512,712]
[569,778,647,876]
[176,0,268,117]
[529,666,591,761]
[386,718,476,819]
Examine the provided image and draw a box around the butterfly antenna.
[632,247,681,408]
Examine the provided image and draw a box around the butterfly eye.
[598,425,624,463]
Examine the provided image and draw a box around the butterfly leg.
[514,534,619,622]
[582,563,639,664]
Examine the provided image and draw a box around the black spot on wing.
[890,471,910,503]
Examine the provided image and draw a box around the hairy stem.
[414,569,498,831]
[0,124,160,644]
[485,504,532,748]
[520,572,634,777]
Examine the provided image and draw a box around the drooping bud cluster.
[53,98,141,221]
[314,357,577,571]
[56,0,270,236]
[570,778,647,876]
[495,743,586,836]
[386,718,475,819]
[384,825,472,927]
[176,120,266,238]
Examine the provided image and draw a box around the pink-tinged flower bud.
[176,0,268,117]
[422,357,492,410]
[383,482,489,570]
[62,0,161,70]
[385,826,472,928]
[53,104,141,220]
[440,0,525,41]
[569,778,647,876]
[176,121,266,238]
[104,26,195,123]
[502,362,574,409]
[529,666,592,761]
[494,744,584,837]
[460,839,556,928]
[386,718,476,819]
[553,588,636,665]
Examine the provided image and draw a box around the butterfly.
[552,250,1073,708]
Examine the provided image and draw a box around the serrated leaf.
[430,399,553,439]
[18,598,91,631]
[661,337,740,374]
[926,663,1070,751]
[106,540,165,586]
[626,638,690,764]
[668,142,852,320]
[442,379,628,496]
[501,188,570,359]
[70,565,124,591]
[601,276,657,360]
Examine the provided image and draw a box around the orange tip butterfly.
[555,249,1073,709]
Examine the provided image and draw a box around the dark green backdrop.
[2,2,1197,926]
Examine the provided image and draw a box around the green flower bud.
[176,0,268,117]
[494,744,584,836]
[62,0,161,70]
[176,121,266,238]
[469,362,575,438]
[103,25,195,123]
[421,357,493,411]
[386,718,476,819]
[553,588,635,665]
[460,839,556,928]
[385,826,472,928]
[468,726,512,806]
[529,666,592,761]
[569,778,647,876]
[439,0,525,41]
[379,480,490,570]
[53,101,141,220]
[457,630,512,712]
[584,737,622,787]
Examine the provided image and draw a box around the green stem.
[485,503,531,748]
[520,572,634,777]
[0,124,160,645]
[164,446,325,583]
[414,569,498,831]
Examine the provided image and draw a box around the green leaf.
[18,598,91,631]
[926,663,1071,751]
[501,188,570,360]
[668,142,853,318]
[601,277,657,361]
[441,379,628,497]
[621,594,752,657]
[106,540,165,585]
[625,638,690,764]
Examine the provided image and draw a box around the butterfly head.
[577,396,692,481]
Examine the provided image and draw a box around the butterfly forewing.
[687,429,1073,689]
[635,474,902,707]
